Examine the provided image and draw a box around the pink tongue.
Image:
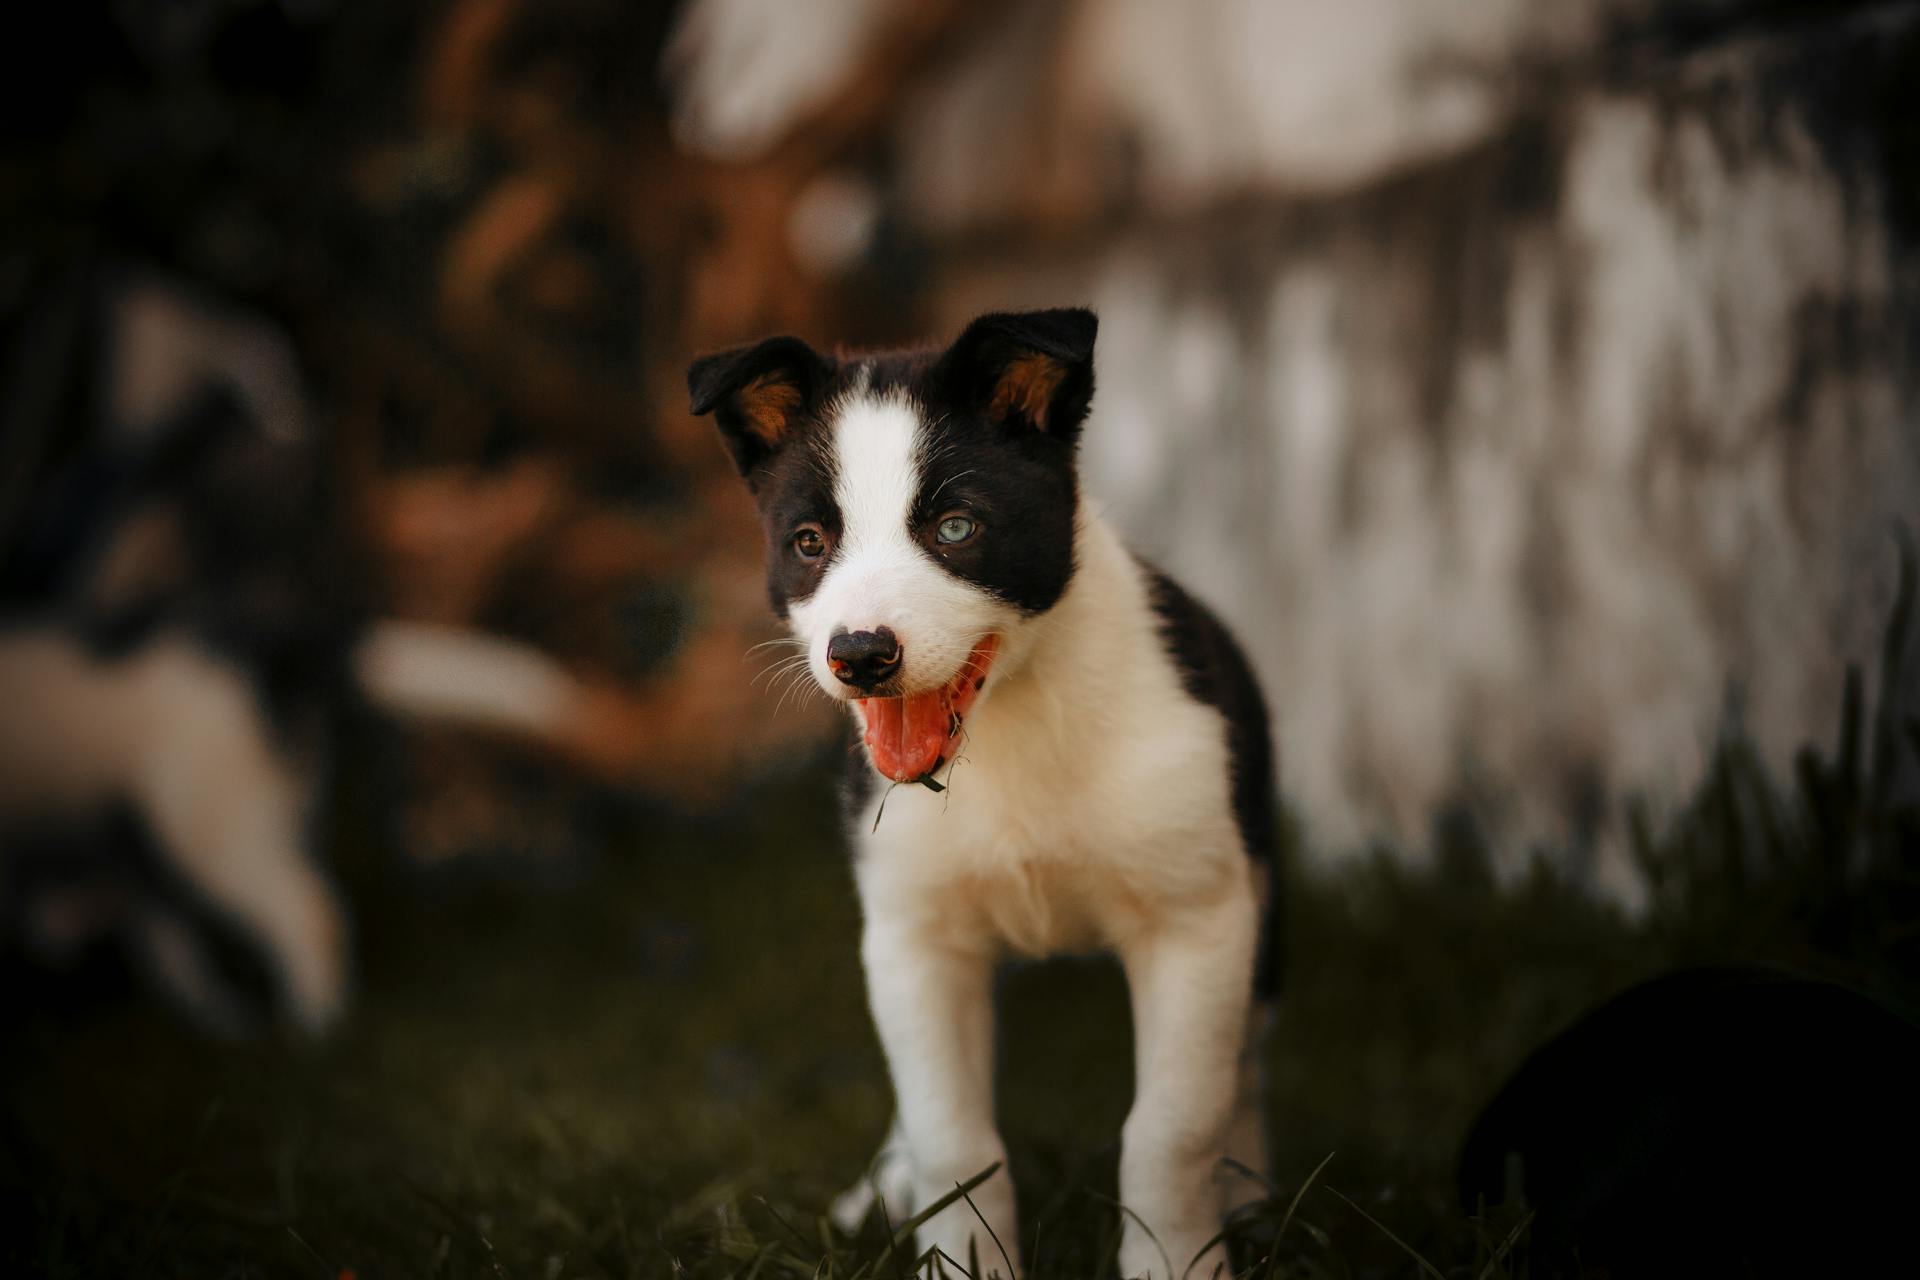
[857,637,998,783]
[860,687,955,782]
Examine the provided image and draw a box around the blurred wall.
[9,0,1914,891]
[671,0,1920,884]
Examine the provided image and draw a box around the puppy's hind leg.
[831,1113,915,1234]
[1117,888,1260,1280]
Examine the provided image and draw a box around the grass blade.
[755,1195,823,1262]
[1275,1151,1336,1255]
[1085,1190,1172,1280]
[1473,1209,1535,1280]
[956,1180,1017,1280]
[1327,1188,1446,1280]
[870,1163,1003,1274]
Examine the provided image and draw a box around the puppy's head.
[688,308,1096,783]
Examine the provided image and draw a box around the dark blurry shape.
[0,0,877,949]
[0,250,824,1029]
[0,266,352,1037]
[1459,965,1920,1278]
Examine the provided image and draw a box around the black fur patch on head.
[748,427,840,620]
[1141,563,1284,1001]
[900,427,1078,615]
[688,336,843,617]
[687,309,1100,622]
[687,336,834,488]
[935,309,1097,441]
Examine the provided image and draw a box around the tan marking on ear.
[989,354,1066,429]
[739,373,804,445]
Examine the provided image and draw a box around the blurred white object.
[788,171,883,276]
[354,618,587,742]
[664,0,894,159]
[666,0,1607,211]
[108,274,311,445]
[1062,0,1592,201]
[0,626,346,1034]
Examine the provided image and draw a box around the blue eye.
[935,515,977,544]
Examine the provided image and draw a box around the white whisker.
[752,653,815,691]
[927,468,978,507]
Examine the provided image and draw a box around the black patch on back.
[1141,563,1284,1000]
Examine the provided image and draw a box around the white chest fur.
[848,513,1249,960]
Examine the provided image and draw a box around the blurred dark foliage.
[1629,529,1920,992]
[0,0,846,884]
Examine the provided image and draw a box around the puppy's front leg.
[1117,890,1259,1280]
[862,919,1018,1278]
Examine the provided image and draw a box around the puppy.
[689,309,1280,1278]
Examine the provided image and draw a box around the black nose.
[827,627,901,691]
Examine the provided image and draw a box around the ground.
[2,691,1915,1279]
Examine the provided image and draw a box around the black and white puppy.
[689,309,1280,1279]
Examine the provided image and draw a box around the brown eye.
[792,525,827,559]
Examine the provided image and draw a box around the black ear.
[686,336,833,484]
[938,308,1097,439]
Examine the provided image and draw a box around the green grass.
[3,772,1639,1280]
[4,548,1916,1278]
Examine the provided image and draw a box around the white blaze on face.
[789,387,1010,700]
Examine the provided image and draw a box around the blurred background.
[2,1,1918,1276]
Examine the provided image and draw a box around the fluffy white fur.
[0,627,345,1034]
[801,390,1266,1279]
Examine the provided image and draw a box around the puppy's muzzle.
[827,627,901,692]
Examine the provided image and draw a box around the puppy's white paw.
[1118,1224,1226,1280]
[831,1120,914,1234]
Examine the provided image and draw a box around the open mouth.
[855,634,999,785]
